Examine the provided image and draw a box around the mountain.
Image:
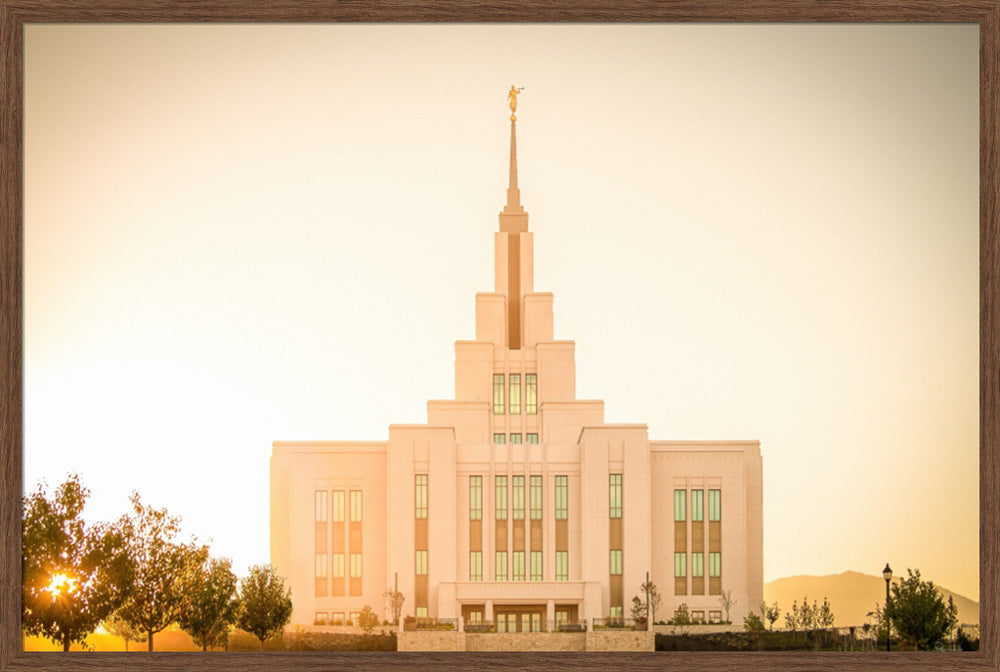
[763,571,978,628]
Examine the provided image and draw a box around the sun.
[44,573,77,601]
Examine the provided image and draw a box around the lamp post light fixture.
[883,563,893,652]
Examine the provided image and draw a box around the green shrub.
[743,613,765,633]
[957,629,979,651]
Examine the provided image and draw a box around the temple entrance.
[554,604,580,628]
[494,605,546,632]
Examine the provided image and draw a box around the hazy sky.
[23,24,980,600]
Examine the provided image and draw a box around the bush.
[285,631,396,652]
[226,629,286,651]
[743,613,765,633]
[668,604,693,626]
[957,629,979,651]
[655,629,852,652]
[222,628,397,652]
[357,606,379,634]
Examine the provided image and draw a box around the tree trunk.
[124,637,129,652]
[148,630,154,652]
[62,632,71,652]
[259,638,264,652]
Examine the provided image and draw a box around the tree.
[668,603,693,626]
[718,590,735,622]
[865,603,891,649]
[205,620,235,651]
[103,614,147,652]
[358,605,379,634]
[816,597,835,628]
[795,597,815,630]
[237,564,293,651]
[115,492,207,651]
[22,475,132,651]
[784,602,799,631]
[885,568,958,650]
[630,596,646,625]
[639,579,662,623]
[743,612,765,633]
[957,626,979,651]
[177,556,239,651]
[383,587,405,626]
[758,601,780,630]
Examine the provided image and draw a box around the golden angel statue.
[508,85,524,121]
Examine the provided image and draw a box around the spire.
[497,86,530,349]
[500,86,527,228]
[504,118,523,213]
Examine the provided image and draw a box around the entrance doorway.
[494,606,545,632]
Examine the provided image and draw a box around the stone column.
[546,599,555,628]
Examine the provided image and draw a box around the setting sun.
[45,573,77,601]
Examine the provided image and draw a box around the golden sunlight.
[44,573,77,601]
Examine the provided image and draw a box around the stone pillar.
[546,599,555,628]
[485,600,494,622]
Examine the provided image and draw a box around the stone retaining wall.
[586,629,654,651]
[466,632,586,652]
[399,629,654,651]
[397,631,466,651]
[654,623,739,635]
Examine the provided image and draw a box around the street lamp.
[882,563,892,652]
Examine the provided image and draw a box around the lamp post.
[645,571,650,629]
[882,563,892,652]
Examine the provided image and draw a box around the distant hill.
[763,571,978,628]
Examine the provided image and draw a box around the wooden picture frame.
[1,2,997,671]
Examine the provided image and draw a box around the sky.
[22,24,980,600]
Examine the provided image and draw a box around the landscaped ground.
[23,627,397,652]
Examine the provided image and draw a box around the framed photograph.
[2,3,998,672]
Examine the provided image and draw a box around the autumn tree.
[237,564,293,651]
[885,568,958,650]
[22,474,132,651]
[177,556,239,651]
[383,587,405,626]
[102,614,147,652]
[115,492,207,651]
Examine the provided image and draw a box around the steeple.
[504,117,523,214]
[496,86,531,349]
[500,85,528,234]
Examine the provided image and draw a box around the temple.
[269,93,763,646]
